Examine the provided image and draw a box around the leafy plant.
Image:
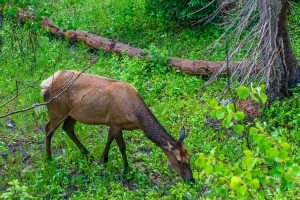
[194,85,300,199]
[146,44,170,73]
[145,0,220,25]
[1,179,33,199]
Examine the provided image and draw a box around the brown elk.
[41,70,194,182]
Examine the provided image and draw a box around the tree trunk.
[259,0,300,102]
[278,0,300,88]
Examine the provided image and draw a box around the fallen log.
[16,8,250,76]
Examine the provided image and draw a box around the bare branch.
[193,0,298,99]
[0,135,42,144]
[0,41,117,119]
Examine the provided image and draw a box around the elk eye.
[177,160,182,164]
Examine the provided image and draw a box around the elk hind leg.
[45,115,67,160]
[45,121,59,160]
[101,130,114,163]
[110,126,128,174]
[62,116,91,158]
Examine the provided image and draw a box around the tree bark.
[259,0,300,102]
[277,0,300,88]
[16,8,250,76]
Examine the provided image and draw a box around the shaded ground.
[0,123,177,198]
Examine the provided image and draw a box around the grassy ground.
[0,1,300,199]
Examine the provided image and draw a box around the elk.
[41,70,194,182]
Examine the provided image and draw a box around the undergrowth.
[0,0,300,199]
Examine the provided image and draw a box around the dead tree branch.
[196,0,299,99]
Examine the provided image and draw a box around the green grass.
[28,0,225,60]
[0,0,300,199]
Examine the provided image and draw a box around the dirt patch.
[237,97,262,122]
[206,97,262,128]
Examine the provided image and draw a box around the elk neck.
[136,102,177,148]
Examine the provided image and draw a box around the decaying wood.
[168,57,246,75]
[16,8,251,76]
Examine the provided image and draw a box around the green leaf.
[238,86,250,99]
[285,173,293,182]
[221,106,228,112]
[250,179,260,190]
[260,84,266,92]
[229,103,235,112]
[9,6,17,16]
[230,176,241,190]
[193,172,199,179]
[203,164,213,174]
[281,142,291,151]
[255,122,263,130]
[265,158,274,166]
[288,182,296,190]
[245,171,252,181]
[269,148,279,157]
[280,180,288,193]
[239,185,248,196]
[195,157,206,167]
[291,166,300,176]
[218,154,225,161]
[221,187,227,196]
[259,190,265,199]
[233,125,244,134]
[246,158,255,169]
[235,111,245,121]
[280,136,287,143]
[271,130,278,137]
[244,150,253,158]
[222,115,231,127]
[251,95,259,103]
[260,93,268,104]
[275,164,284,172]
[30,0,37,5]
[210,110,217,120]
[271,168,282,177]
[257,134,266,151]
[215,161,224,171]
[210,99,218,108]
[210,147,216,155]
[264,139,273,149]
[286,158,293,167]
[249,127,258,136]
[257,171,264,178]
[278,150,288,160]
[216,110,225,119]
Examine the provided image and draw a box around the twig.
[0,135,42,144]
[44,93,89,138]
[0,41,117,119]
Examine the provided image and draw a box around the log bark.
[16,8,249,76]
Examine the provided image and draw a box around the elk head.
[161,127,194,182]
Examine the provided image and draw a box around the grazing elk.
[41,70,194,182]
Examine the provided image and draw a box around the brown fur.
[41,70,194,181]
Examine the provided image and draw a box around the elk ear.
[161,136,174,151]
[179,126,186,143]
